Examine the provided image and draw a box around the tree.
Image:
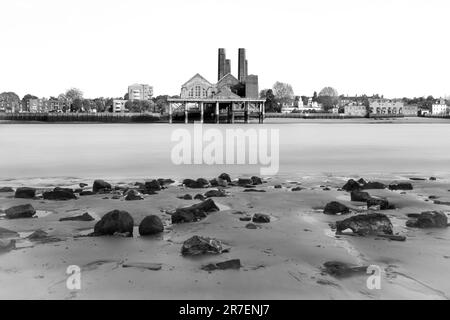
[312,91,318,102]
[259,89,269,99]
[272,81,294,107]
[71,98,83,112]
[264,89,280,112]
[65,88,83,102]
[300,95,308,106]
[318,87,340,111]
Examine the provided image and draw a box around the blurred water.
[1,122,449,185]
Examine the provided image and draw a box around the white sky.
[0,0,449,99]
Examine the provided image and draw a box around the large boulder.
[323,201,350,215]
[252,213,271,223]
[171,199,219,224]
[336,213,393,235]
[218,173,231,183]
[251,176,263,185]
[139,215,164,236]
[183,178,210,189]
[92,180,112,193]
[237,178,253,186]
[367,196,392,210]
[144,179,161,191]
[342,179,363,192]
[205,189,227,198]
[59,212,94,222]
[93,210,134,236]
[157,178,174,186]
[14,187,36,199]
[362,181,386,190]
[350,190,371,202]
[406,211,448,228]
[43,188,77,200]
[322,261,367,278]
[5,204,36,219]
[0,187,14,193]
[210,178,228,187]
[124,189,144,201]
[389,182,413,191]
[181,235,224,256]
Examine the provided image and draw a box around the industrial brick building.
[169,48,264,123]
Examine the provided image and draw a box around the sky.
[0,0,449,99]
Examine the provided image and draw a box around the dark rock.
[59,212,95,222]
[350,190,371,202]
[291,187,303,191]
[433,200,450,205]
[0,239,16,252]
[239,216,252,221]
[202,259,241,271]
[428,195,438,200]
[209,179,219,187]
[357,178,367,185]
[178,194,192,200]
[145,179,161,191]
[27,229,48,240]
[336,213,393,235]
[92,180,112,193]
[362,181,386,190]
[245,223,258,229]
[243,189,266,193]
[218,173,231,183]
[138,215,164,236]
[5,204,36,219]
[79,183,88,188]
[429,177,437,181]
[14,187,36,199]
[93,210,134,236]
[342,179,362,192]
[406,213,421,218]
[274,185,282,189]
[183,178,210,189]
[124,189,144,201]
[322,261,367,278]
[205,189,227,198]
[406,211,448,228]
[237,178,253,186]
[323,187,331,191]
[74,188,83,193]
[171,199,220,224]
[157,178,175,186]
[194,194,206,201]
[376,234,406,241]
[389,182,413,191]
[251,176,263,185]
[323,201,350,215]
[0,187,14,192]
[43,189,77,200]
[409,177,426,181]
[367,196,392,210]
[79,191,95,196]
[252,213,270,223]
[181,235,224,256]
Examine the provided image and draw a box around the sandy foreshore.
[0,174,450,299]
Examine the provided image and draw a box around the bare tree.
[272,81,294,106]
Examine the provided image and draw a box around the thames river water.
[1,121,450,186]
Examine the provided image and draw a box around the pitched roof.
[212,87,241,99]
[182,73,212,87]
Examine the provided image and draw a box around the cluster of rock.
[171,199,220,223]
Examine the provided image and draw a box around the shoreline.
[1,173,449,299]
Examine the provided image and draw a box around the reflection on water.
[1,123,450,182]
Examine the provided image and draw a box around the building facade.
[344,104,367,116]
[112,99,127,113]
[432,98,448,115]
[128,84,153,101]
[368,99,404,115]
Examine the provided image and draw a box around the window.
[195,86,201,97]
[189,88,194,97]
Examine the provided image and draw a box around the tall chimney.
[238,48,246,82]
[218,48,226,80]
[225,59,231,75]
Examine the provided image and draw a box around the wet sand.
[1,174,450,299]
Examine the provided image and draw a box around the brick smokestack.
[224,59,231,75]
[218,48,226,80]
[238,48,247,82]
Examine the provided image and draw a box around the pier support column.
[184,102,188,124]
[244,102,249,123]
[169,103,172,124]
[261,102,265,123]
[215,102,219,123]
[200,102,204,124]
[231,103,234,123]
